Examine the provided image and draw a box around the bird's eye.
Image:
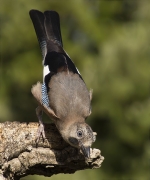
[77,130,83,137]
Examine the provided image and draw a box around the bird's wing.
[31,82,59,120]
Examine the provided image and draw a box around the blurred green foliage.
[1,0,150,179]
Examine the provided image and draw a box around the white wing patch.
[43,65,50,82]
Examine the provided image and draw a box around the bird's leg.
[35,106,46,143]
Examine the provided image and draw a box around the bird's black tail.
[29,10,63,60]
[30,9,79,76]
[29,10,47,59]
[44,11,63,47]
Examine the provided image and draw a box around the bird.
[29,9,96,158]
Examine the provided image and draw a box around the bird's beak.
[80,144,90,158]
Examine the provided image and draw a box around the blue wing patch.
[41,83,49,107]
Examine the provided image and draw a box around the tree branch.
[0,122,104,180]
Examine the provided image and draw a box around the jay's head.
[62,122,96,158]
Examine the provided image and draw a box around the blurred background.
[1,0,150,179]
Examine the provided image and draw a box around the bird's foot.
[35,106,46,144]
[36,122,46,144]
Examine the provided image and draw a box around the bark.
[0,122,104,180]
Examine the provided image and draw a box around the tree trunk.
[0,122,104,180]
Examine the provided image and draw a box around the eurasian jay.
[29,10,96,158]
